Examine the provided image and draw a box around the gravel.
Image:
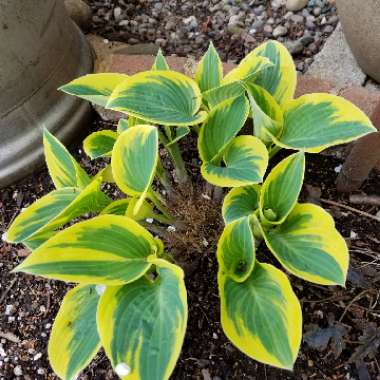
[88,0,339,71]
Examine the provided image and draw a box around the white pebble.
[202,238,209,247]
[115,363,131,377]
[1,232,8,242]
[212,333,218,339]
[0,345,6,357]
[33,353,42,361]
[334,164,342,173]
[167,225,176,232]
[350,230,358,240]
[145,218,154,224]
[37,368,45,375]
[201,193,211,200]
[5,305,15,316]
[45,323,51,329]
[95,285,106,296]
[39,305,46,313]
[13,365,22,376]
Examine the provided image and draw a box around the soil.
[1,115,380,380]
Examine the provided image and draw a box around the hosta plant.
[4,41,376,379]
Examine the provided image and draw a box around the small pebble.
[5,304,15,316]
[115,363,131,377]
[286,0,308,12]
[273,25,288,37]
[13,365,22,376]
[350,230,358,240]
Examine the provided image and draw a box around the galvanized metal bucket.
[0,0,93,187]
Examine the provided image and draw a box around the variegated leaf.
[97,259,187,380]
[201,136,268,187]
[273,93,377,153]
[250,40,297,106]
[198,95,250,163]
[43,129,90,189]
[217,216,256,282]
[222,185,261,224]
[59,73,129,107]
[83,130,118,159]
[195,41,223,92]
[263,203,349,286]
[260,152,305,224]
[107,71,206,126]
[13,215,161,285]
[111,125,158,215]
[48,285,101,380]
[219,261,302,369]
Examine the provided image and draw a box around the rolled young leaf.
[249,40,297,106]
[59,73,129,107]
[262,203,349,286]
[83,130,118,159]
[43,129,91,189]
[13,215,160,285]
[273,93,377,153]
[195,41,223,93]
[48,285,101,380]
[198,95,250,163]
[222,185,261,225]
[219,261,302,370]
[111,125,158,215]
[97,259,187,380]
[217,216,256,282]
[201,135,268,187]
[106,71,207,126]
[260,152,305,224]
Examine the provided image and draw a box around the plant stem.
[153,213,173,225]
[148,189,173,219]
[158,129,189,184]
[268,145,282,159]
[156,156,172,193]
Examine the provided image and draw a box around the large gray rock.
[337,0,380,83]
[286,0,308,12]
[307,24,366,89]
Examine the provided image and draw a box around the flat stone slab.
[307,23,366,90]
